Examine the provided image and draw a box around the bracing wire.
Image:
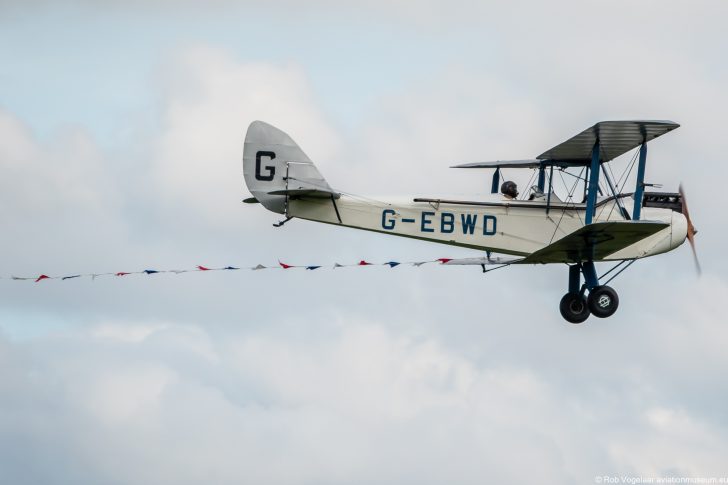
[601,259,637,286]
[549,167,584,244]
[614,148,640,192]
[522,169,537,199]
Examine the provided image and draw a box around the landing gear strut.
[559,262,620,323]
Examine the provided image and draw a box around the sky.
[1,1,728,483]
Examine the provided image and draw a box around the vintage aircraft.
[242,120,698,323]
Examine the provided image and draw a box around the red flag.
[358,260,372,266]
[197,265,211,271]
[437,258,452,264]
[279,261,294,269]
[115,272,130,276]
[35,274,50,282]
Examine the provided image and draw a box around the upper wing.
[452,120,679,170]
[519,221,669,264]
[537,120,679,163]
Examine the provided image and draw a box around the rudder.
[243,121,334,214]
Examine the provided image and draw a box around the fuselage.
[288,194,688,262]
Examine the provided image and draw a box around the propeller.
[679,184,701,275]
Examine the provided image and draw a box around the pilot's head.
[501,180,518,199]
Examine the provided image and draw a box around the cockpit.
[500,180,563,203]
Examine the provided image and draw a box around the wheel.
[587,285,619,318]
[559,292,590,324]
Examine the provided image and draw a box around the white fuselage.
[288,195,687,262]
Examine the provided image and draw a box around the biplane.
[242,120,698,323]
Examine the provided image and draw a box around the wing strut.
[491,168,501,194]
[632,142,648,220]
[585,142,600,225]
[330,194,342,223]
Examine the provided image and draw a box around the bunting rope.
[1,257,477,283]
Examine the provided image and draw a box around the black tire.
[587,285,619,318]
[559,292,590,324]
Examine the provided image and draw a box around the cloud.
[3,296,727,485]
[0,110,129,275]
[149,46,341,230]
[0,319,604,484]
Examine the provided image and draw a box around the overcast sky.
[1,1,727,484]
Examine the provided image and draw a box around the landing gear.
[559,262,621,323]
[559,292,590,324]
[587,285,619,318]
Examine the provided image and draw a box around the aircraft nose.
[671,210,688,249]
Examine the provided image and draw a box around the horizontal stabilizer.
[520,221,669,264]
[267,189,340,199]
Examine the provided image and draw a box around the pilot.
[501,180,519,200]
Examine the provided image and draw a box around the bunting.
[1,256,506,283]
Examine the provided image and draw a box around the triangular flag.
[279,261,294,269]
[358,260,372,266]
[412,262,428,267]
[252,264,266,270]
[144,270,159,274]
[306,265,321,270]
[62,275,81,280]
[333,263,344,269]
[437,258,452,264]
[116,272,130,276]
[35,274,50,282]
[386,261,400,268]
[197,265,211,271]
[224,266,239,270]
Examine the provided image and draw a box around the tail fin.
[243,121,335,214]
